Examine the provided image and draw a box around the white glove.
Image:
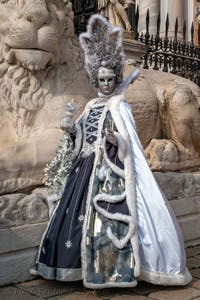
[60,111,75,133]
[60,100,77,133]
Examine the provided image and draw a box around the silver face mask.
[97,67,116,96]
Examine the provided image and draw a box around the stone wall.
[155,173,200,246]
[0,189,49,286]
[0,173,200,286]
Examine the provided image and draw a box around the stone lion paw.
[145,139,179,171]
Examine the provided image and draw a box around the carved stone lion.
[0,0,199,195]
[0,0,95,194]
[125,66,200,172]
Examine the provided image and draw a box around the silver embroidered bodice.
[82,105,104,155]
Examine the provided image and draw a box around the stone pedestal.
[155,172,200,247]
[0,223,48,286]
[123,39,147,65]
[0,173,200,286]
[0,189,49,286]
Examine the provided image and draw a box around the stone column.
[194,0,200,45]
[137,0,160,36]
[160,0,184,39]
[183,0,194,42]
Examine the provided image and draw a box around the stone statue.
[125,65,200,172]
[98,0,134,32]
[197,2,200,23]
[198,14,200,24]
[0,0,199,196]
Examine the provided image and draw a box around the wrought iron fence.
[71,1,200,87]
[135,7,200,87]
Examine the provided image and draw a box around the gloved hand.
[60,100,77,133]
[60,111,75,133]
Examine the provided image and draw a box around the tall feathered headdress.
[79,14,125,88]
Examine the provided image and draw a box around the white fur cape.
[80,94,192,288]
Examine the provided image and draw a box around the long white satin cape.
[116,99,192,285]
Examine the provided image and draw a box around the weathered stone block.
[0,247,38,286]
[179,215,200,243]
[154,172,200,246]
[0,222,48,254]
[0,193,48,229]
[154,172,200,200]
[170,196,200,217]
[0,191,49,286]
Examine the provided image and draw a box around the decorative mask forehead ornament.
[98,66,116,79]
[79,14,125,96]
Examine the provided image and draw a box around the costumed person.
[31,14,192,288]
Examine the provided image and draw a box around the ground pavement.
[1,245,200,300]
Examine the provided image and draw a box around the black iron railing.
[72,1,200,86]
[135,7,200,86]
